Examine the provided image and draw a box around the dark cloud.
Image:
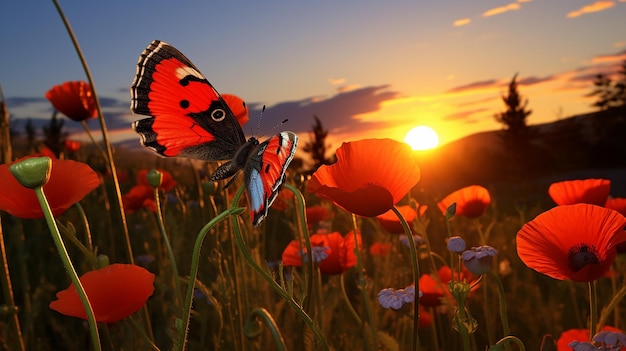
[5,96,47,108]
[245,85,401,135]
[446,79,499,93]
[518,75,555,86]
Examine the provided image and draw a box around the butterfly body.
[130,40,298,226]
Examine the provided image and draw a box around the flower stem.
[488,270,510,346]
[597,280,626,329]
[244,308,288,351]
[0,216,25,351]
[51,0,134,265]
[350,214,379,350]
[177,208,238,351]
[34,186,101,351]
[153,188,184,314]
[391,205,421,351]
[230,186,329,350]
[588,281,598,339]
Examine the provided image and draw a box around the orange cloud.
[592,49,626,63]
[482,3,520,17]
[453,18,471,26]
[566,1,615,18]
[328,77,346,85]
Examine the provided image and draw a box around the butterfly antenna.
[254,105,266,137]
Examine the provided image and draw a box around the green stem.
[0,216,25,351]
[349,214,378,351]
[79,120,108,164]
[340,273,363,324]
[177,208,238,351]
[488,271,510,343]
[597,280,626,330]
[153,188,184,313]
[230,187,329,350]
[73,202,94,255]
[34,186,101,351]
[493,336,526,351]
[589,281,598,339]
[284,184,315,307]
[391,206,421,351]
[51,0,134,265]
[128,316,161,351]
[244,308,288,351]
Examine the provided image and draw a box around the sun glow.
[404,125,440,150]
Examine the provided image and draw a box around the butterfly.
[130,40,298,226]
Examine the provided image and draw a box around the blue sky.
[2,0,626,150]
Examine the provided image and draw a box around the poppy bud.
[146,169,162,188]
[9,156,52,189]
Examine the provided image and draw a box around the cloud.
[247,85,401,136]
[482,3,521,17]
[446,79,500,94]
[443,108,489,122]
[566,1,615,18]
[453,18,471,27]
[328,77,346,85]
[592,48,626,63]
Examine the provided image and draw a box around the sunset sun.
[404,125,439,150]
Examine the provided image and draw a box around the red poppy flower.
[282,231,362,275]
[377,204,427,234]
[605,197,626,216]
[517,204,626,282]
[45,81,98,122]
[369,242,392,257]
[306,205,329,226]
[63,140,81,153]
[419,266,479,307]
[548,178,610,206]
[122,184,154,214]
[307,139,420,217]
[222,94,249,127]
[49,264,155,324]
[556,325,625,351]
[136,169,177,192]
[437,185,491,219]
[0,157,100,219]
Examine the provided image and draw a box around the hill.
[413,111,626,203]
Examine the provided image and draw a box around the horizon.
[2,1,626,151]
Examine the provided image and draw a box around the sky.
[2,0,626,153]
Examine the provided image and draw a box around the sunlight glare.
[404,125,439,150]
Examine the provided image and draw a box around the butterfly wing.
[130,40,246,161]
[244,131,299,226]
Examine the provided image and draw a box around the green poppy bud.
[9,157,52,189]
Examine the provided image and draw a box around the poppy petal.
[49,264,155,324]
[517,204,626,282]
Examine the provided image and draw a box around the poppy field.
[2,4,626,351]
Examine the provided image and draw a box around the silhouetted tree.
[587,58,626,167]
[588,59,626,111]
[42,111,67,157]
[302,115,334,171]
[494,73,539,179]
[494,73,532,136]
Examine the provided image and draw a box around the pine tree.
[494,73,532,137]
[302,115,334,172]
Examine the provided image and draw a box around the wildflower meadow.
[2,3,626,351]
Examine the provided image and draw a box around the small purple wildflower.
[462,245,498,275]
[399,234,425,248]
[301,246,330,263]
[377,286,420,310]
[593,330,626,350]
[447,236,466,254]
[567,341,601,351]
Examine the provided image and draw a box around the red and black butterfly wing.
[130,40,246,161]
[244,131,299,226]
